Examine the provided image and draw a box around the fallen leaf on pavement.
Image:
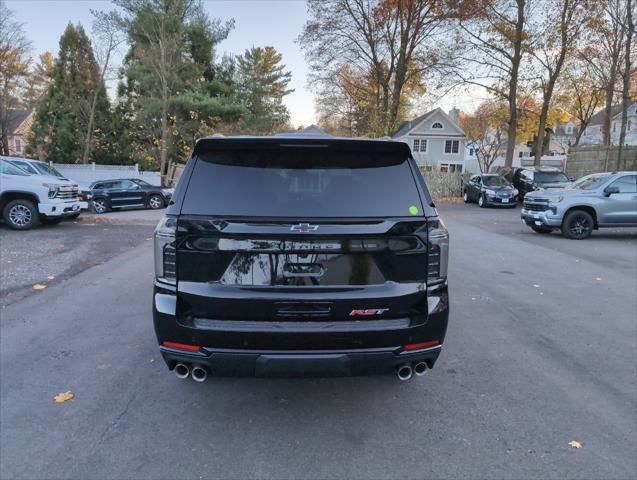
[532,283,541,288]
[33,284,46,290]
[568,440,582,449]
[47,275,55,280]
[54,391,74,403]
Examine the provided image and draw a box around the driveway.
[1,204,635,480]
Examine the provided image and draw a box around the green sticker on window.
[409,205,419,215]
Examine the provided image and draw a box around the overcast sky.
[8,0,482,128]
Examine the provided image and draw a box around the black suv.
[89,178,172,213]
[510,167,571,199]
[153,137,449,381]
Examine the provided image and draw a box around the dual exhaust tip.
[396,361,428,381]
[174,363,208,382]
[177,361,425,382]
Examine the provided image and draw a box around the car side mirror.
[604,186,620,196]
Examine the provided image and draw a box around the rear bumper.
[159,344,442,377]
[153,282,449,377]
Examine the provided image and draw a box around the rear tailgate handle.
[275,302,332,316]
[282,263,326,278]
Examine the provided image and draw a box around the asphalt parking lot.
[1,205,636,480]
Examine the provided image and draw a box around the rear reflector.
[162,341,200,352]
[403,340,439,351]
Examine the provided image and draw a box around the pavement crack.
[98,389,138,444]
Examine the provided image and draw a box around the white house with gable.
[392,108,467,173]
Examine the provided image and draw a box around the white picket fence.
[51,162,161,187]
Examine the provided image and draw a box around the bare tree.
[454,0,529,168]
[530,0,584,164]
[580,0,627,147]
[299,0,452,136]
[0,0,31,155]
[81,10,125,165]
[617,0,634,164]
[556,63,604,145]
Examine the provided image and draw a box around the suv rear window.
[181,149,423,218]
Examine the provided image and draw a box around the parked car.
[511,166,572,199]
[89,178,173,213]
[0,158,82,230]
[463,173,518,207]
[153,136,449,381]
[521,171,637,239]
[5,157,89,212]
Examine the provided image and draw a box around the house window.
[444,140,459,154]
[612,122,616,133]
[14,138,21,153]
[469,148,475,156]
[440,164,449,173]
[565,124,573,134]
[449,164,463,173]
[432,122,443,129]
[628,120,632,131]
[413,139,427,152]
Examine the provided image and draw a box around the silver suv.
[521,171,637,239]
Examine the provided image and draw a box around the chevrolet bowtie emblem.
[290,223,319,233]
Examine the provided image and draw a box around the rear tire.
[3,199,40,230]
[478,195,486,208]
[562,210,594,239]
[531,226,552,234]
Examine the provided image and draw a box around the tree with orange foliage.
[299,0,454,137]
[460,100,508,173]
[0,0,32,156]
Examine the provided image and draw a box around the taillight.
[427,217,449,286]
[154,216,177,284]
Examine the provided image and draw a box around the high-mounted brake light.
[403,340,439,351]
[162,341,200,352]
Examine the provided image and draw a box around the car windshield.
[34,162,64,177]
[182,149,423,217]
[0,159,30,176]
[570,174,611,190]
[535,172,569,183]
[482,176,510,187]
[133,179,153,187]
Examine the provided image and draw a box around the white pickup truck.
[0,158,82,230]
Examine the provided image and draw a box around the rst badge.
[349,308,389,316]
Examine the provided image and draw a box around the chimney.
[448,107,460,125]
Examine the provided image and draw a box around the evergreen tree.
[236,46,293,134]
[115,0,242,183]
[28,24,111,162]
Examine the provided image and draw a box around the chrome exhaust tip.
[191,364,208,383]
[174,363,190,379]
[413,361,428,376]
[396,364,413,381]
